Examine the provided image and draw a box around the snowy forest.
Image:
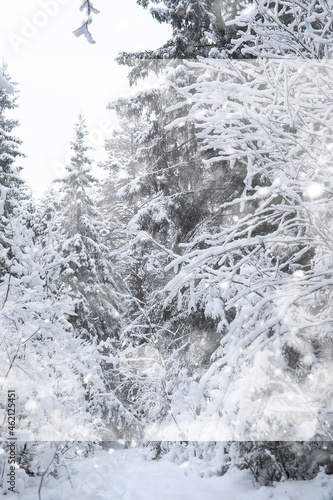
[1,1,333,498]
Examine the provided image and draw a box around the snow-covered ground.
[4,447,333,500]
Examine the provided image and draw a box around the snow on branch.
[230,0,333,58]
[156,58,333,440]
[73,0,100,44]
[0,73,14,94]
[73,19,96,44]
[79,0,100,16]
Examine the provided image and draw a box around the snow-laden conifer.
[55,114,121,343]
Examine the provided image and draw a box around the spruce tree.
[55,114,121,343]
[115,0,251,85]
[102,67,226,447]
[0,64,27,281]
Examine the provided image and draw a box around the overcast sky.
[0,0,171,198]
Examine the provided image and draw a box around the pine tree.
[98,118,145,227]
[101,1,253,443]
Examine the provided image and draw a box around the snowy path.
[6,447,333,500]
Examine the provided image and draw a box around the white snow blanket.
[4,447,333,500]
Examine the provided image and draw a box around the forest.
[1,0,333,498]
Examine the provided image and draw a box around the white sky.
[0,0,171,198]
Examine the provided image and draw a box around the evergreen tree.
[108,78,206,249]
[98,118,145,227]
[116,0,251,85]
[105,0,333,479]
[0,198,107,481]
[0,64,27,281]
[100,65,229,448]
[55,114,121,343]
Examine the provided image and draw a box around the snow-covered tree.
[134,0,333,478]
[155,57,333,442]
[0,209,106,439]
[0,87,109,484]
[0,201,110,485]
[0,64,27,281]
[99,65,232,451]
[116,0,251,85]
[108,65,209,250]
[55,114,121,343]
[98,118,146,227]
[232,441,333,484]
